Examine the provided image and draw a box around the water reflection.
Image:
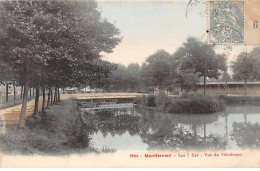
[231,119,260,148]
[83,110,140,137]
[139,110,227,150]
[82,105,260,151]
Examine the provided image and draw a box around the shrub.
[134,94,156,107]
[134,92,224,114]
[156,92,172,109]
[133,95,147,106]
[165,93,225,114]
[0,99,92,155]
[146,95,156,107]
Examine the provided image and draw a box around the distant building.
[196,81,260,96]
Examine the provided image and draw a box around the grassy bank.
[0,99,96,155]
[134,93,225,114]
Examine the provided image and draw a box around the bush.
[156,92,172,109]
[166,93,225,114]
[134,92,224,114]
[0,99,93,155]
[146,95,156,107]
[133,95,146,105]
[134,94,156,107]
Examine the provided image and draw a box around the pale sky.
[98,0,253,66]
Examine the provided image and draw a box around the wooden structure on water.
[76,94,141,111]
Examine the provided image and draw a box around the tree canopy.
[0,0,121,127]
[231,46,260,95]
[173,37,226,94]
[140,50,174,92]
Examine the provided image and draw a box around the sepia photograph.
[0,0,260,168]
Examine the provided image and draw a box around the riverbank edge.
[0,98,97,155]
[134,93,226,114]
[223,95,260,104]
[135,94,260,114]
[134,104,227,115]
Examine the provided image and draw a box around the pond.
[81,105,260,151]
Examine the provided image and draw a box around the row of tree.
[0,0,121,128]
[231,48,260,95]
[101,64,141,92]
[103,37,260,95]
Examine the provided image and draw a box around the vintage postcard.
[0,0,260,168]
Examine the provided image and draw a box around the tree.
[102,64,128,92]
[249,46,260,80]
[175,69,200,93]
[0,0,121,127]
[140,50,174,93]
[173,37,226,94]
[220,71,232,82]
[0,61,13,102]
[126,63,140,92]
[231,52,254,96]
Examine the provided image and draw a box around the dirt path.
[0,97,45,134]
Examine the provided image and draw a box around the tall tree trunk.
[33,88,35,97]
[42,86,46,115]
[51,87,53,105]
[33,86,40,116]
[5,83,8,102]
[203,76,206,95]
[244,79,247,96]
[13,81,16,105]
[47,86,51,108]
[18,72,29,128]
[30,88,32,97]
[20,85,23,99]
[58,87,60,101]
[54,87,57,104]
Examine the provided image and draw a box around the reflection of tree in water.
[139,110,227,150]
[83,110,140,137]
[83,109,227,150]
[231,121,260,149]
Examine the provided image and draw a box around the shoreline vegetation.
[0,99,96,155]
[134,93,226,114]
[134,93,260,114]
[0,92,260,154]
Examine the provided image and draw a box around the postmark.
[186,0,207,18]
[207,0,245,44]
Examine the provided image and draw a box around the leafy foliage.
[173,37,226,93]
[0,0,121,126]
[140,50,174,91]
[231,52,254,82]
[103,63,141,92]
